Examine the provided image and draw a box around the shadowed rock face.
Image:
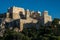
[5,19,20,29]
[0,13,6,18]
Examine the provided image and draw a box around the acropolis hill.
[0,6,52,32]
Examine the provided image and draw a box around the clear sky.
[0,0,60,19]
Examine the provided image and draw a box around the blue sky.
[0,0,60,19]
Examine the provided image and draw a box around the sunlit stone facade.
[42,11,52,26]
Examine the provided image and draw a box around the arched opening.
[19,12,26,19]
